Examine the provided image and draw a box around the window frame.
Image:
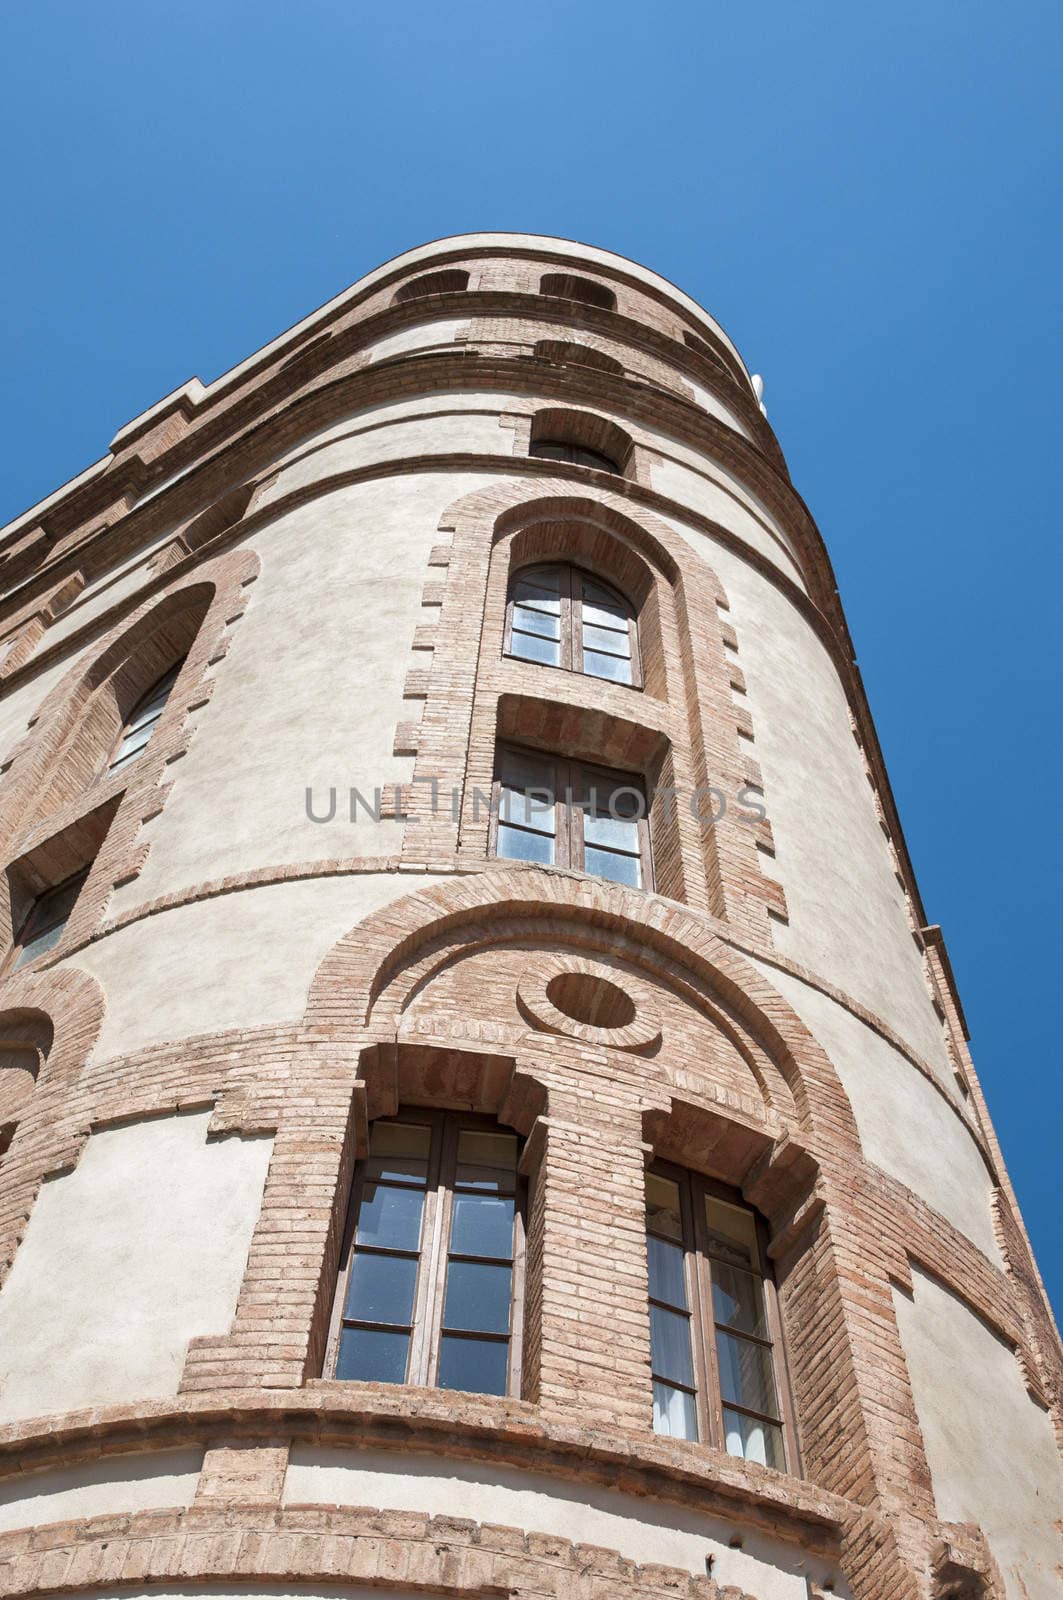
[503,562,642,688]
[325,1107,527,1398]
[490,743,654,891]
[107,661,183,773]
[4,867,90,976]
[647,1159,799,1473]
[528,438,622,475]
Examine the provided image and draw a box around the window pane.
[583,622,630,655]
[512,604,560,639]
[515,569,561,598]
[704,1197,760,1270]
[443,1260,512,1333]
[712,1263,769,1339]
[112,721,156,766]
[653,1381,698,1440]
[583,811,641,851]
[344,1250,418,1326]
[499,748,553,791]
[650,1303,695,1388]
[724,1408,785,1470]
[364,1121,430,1183]
[451,1192,515,1258]
[456,1130,518,1191]
[583,650,633,684]
[14,919,67,968]
[716,1331,779,1418]
[497,822,555,864]
[646,1174,683,1241]
[499,784,555,833]
[510,631,561,667]
[583,845,641,887]
[437,1334,509,1395]
[355,1182,425,1251]
[336,1324,409,1383]
[648,1234,687,1310]
[529,440,572,463]
[581,590,627,628]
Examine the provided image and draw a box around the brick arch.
[0,964,105,1285]
[303,867,857,1150]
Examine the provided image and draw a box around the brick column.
[523,1102,652,1431]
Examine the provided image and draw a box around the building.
[0,233,1059,1600]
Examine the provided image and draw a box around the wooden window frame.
[647,1159,800,1474]
[325,1107,527,1398]
[106,660,183,773]
[3,867,90,977]
[490,743,654,891]
[504,562,642,688]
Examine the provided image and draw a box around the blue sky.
[2,3,1060,1312]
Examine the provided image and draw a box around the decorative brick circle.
[516,955,661,1050]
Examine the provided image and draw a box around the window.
[109,662,182,771]
[10,869,89,970]
[646,1165,793,1470]
[506,563,639,685]
[393,269,469,305]
[328,1110,525,1397]
[532,341,624,377]
[529,439,621,474]
[539,272,616,312]
[493,744,651,890]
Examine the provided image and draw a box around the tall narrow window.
[9,869,89,970]
[328,1110,525,1397]
[505,563,639,685]
[109,662,182,771]
[493,744,650,889]
[529,439,621,474]
[646,1165,793,1471]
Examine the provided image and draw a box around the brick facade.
[0,235,1057,1600]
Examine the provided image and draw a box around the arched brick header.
[302,866,856,1150]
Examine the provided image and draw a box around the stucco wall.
[754,960,999,1260]
[893,1265,1063,1599]
[284,1449,851,1600]
[0,1450,201,1534]
[0,1111,272,1421]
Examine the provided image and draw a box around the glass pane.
[582,591,628,628]
[456,1130,518,1191]
[355,1182,425,1251]
[583,622,630,654]
[111,722,155,766]
[646,1174,683,1241]
[712,1263,769,1338]
[648,1234,687,1310]
[497,822,555,864]
[653,1380,698,1440]
[364,1121,430,1182]
[499,748,554,792]
[336,1324,409,1383]
[344,1250,418,1326]
[529,440,572,463]
[716,1331,779,1418]
[650,1303,694,1388]
[515,569,561,598]
[583,811,641,851]
[443,1260,512,1333]
[499,784,555,832]
[437,1334,509,1395]
[583,845,641,887]
[512,604,560,638]
[584,650,633,684]
[14,918,67,968]
[704,1196,760,1270]
[451,1192,515,1258]
[510,631,561,667]
[724,1408,785,1470]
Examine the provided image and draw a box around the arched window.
[646,1164,794,1470]
[505,563,639,686]
[492,743,651,889]
[327,1109,526,1397]
[393,269,469,305]
[529,439,621,474]
[108,661,183,771]
[539,272,616,312]
[9,869,89,971]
